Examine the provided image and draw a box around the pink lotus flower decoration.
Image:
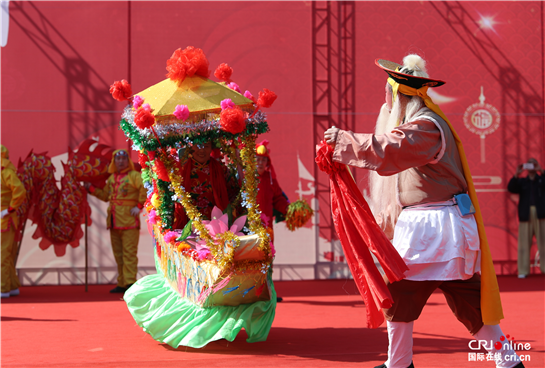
[220,98,235,110]
[133,95,144,109]
[195,206,247,260]
[174,104,190,121]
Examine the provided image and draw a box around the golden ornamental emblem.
[463,86,501,163]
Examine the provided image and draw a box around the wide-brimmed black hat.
[375,59,446,89]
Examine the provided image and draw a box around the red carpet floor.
[1,276,543,368]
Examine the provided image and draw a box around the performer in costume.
[85,149,147,293]
[1,145,27,298]
[255,140,290,242]
[172,141,240,230]
[325,55,524,368]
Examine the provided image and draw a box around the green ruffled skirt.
[124,271,277,348]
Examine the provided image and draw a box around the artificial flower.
[227,82,241,93]
[214,63,233,82]
[174,104,190,121]
[133,95,144,109]
[220,98,235,110]
[110,80,132,101]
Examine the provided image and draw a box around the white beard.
[367,103,403,240]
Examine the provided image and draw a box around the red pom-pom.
[134,107,155,129]
[166,46,210,85]
[214,63,233,83]
[154,157,171,182]
[220,106,246,134]
[110,80,133,102]
[257,88,277,108]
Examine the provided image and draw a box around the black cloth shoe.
[374,362,414,368]
[276,296,283,302]
[125,283,134,291]
[110,286,127,293]
[512,362,525,368]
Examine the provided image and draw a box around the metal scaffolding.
[311,1,356,279]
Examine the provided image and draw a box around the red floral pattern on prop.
[220,106,246,134]
[166,46,210,85]
[214,63,233,83]
[315,141,408,329]
[134,106,156,130]
[110,80,133,102]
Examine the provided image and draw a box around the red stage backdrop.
[1,1,544,284]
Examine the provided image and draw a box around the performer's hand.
[535,162,543,174]
[515,164,523,178]
[130,206,140,217]
[324,126,340,148]
[0,209,8,219]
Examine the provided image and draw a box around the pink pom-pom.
[174,105,190,121]
[227,82,241,93]
[148,209,158,224]
[164,231,178,244]
[220,99,235,110]
[244,90,256,103]
[133,95,144,109]
[142,103,152,112]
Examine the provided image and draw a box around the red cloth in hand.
[315,141,408,328]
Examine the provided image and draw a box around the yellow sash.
[388,77,504,325]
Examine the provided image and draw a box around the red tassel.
[134,108,155,130]
[154,157,171,182]
[214,63,233,83]
[257,88,277,108]
[254,283,265,297]
[109,80,133,102]
[166,46,210,85]
[138,152,149,168]
[220,106,246,134]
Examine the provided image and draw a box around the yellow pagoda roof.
[135,75,253,117]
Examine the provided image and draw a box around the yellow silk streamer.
[388,77,504,325]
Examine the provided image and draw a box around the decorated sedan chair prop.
[111,46,312,348]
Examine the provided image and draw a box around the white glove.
[1,209,9,219]
[130,206,141,217]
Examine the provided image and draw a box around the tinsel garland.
[155,178,175,230]
[119,106,269,153]
[239,135,273,269]
[159,150,239,270]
